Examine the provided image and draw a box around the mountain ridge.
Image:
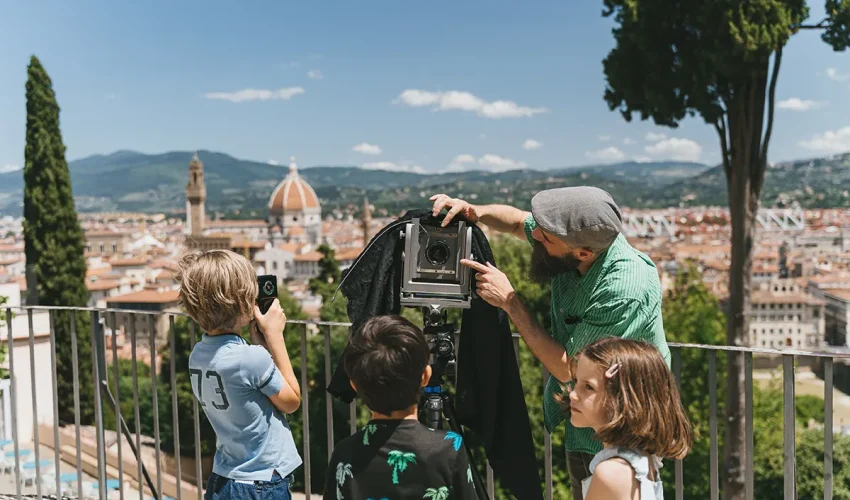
[0,149,847,215]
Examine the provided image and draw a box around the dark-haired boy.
[324,315,477,500]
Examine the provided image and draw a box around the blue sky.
[1,1,849,175]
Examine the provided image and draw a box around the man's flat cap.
[530,186,623,250]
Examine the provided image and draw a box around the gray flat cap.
[530,186,622,249]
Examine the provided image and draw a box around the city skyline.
[0,1,849,176]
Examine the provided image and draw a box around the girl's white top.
[581,447,664,500]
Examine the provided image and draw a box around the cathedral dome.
[268,157,320,216]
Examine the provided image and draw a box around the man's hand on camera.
[429,194,479,227]
[252,299,287,345]
[461,259,516,311]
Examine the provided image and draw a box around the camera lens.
[425,241,450,266]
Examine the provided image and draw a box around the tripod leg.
[442,396,491,500]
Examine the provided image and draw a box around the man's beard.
[529,241,582,283]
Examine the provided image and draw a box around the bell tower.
[361,196,372,244]
[186,152,206,236]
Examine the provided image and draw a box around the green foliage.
[488,236,572,499]
[23,56,93,424]
[600,0,819,127]
[658,262,727,499]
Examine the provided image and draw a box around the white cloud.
[394,89,547,119]
[445,153,527,172]
[584,147,626,163]
[205,87,305,103]
[452,154,476,164]
[633,156,653,163]
[104,93,119,101]
[0,164,20,174]
[598,135,611,142]
[799,126,850,154]
[307,70,324,80]
[353,143,383,155]
[522,139,543,150]
[362,161,426,174]
[478,154,527,170]
[267,159,279,166]
[645,132,667,142]
[623,137,636,145]
[826,67,850,82]
[479,133,487,139]
[644,137,702,162]
[777,98,823,111]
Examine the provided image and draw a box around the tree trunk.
[720,49,778,497]
[723,166,757,498]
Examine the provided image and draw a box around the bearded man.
[429,186,670,499]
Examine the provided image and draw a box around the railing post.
[672,347,683,500]
[709,350,718,500]
[91,310,108,500]
[324,325,334,458]
[48,310,61,496]
[825,357,834,500]
[28,309,43,499]
[189,321,203,500]
[745,352,754,500]
[150,315,163,498]
[6,308,22,498]
[300,323,311,499]
[169,315,183,500]
[112,310,126,500]
[71,311,84,500]
[783,355,796,500]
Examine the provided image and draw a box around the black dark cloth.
[327,209,543,500]
[323,419,476,500]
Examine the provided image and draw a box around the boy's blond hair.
[175,249,258,332]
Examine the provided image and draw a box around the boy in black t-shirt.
[324,315,477,500]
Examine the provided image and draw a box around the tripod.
[418,305,490,500]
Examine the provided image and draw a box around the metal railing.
[1,305,846,499]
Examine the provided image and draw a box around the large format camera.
[400,217,474,309]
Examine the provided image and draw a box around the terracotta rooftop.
[110,257,148,267]
[824,289,850,301]
[336,247,364,261]
[294,251,323,262]
[106,290,180,304]
[86,279,122,292]
[750,291,825,306]
[207,219,268,227]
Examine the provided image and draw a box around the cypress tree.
[23,55,94,424]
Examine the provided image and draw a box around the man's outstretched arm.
[430,194,530,240]
[461,259,572,382]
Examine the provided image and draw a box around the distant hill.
[0,150,847,216]
[645,153,850,208]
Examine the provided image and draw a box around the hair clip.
[604,362,620,379]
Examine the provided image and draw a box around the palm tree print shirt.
[324,419,477,500]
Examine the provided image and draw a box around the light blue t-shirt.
[188,333,302,481]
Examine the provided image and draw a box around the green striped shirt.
[523,215,669,455]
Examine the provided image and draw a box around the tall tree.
[600,3,849,496]
[23,55,93,424]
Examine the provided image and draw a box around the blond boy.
[176,249,301,499]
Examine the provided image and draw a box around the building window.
[99,244,104,253]
[814,309,820,318]
[112,244,117,253]
[272,261,278,271]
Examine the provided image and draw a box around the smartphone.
[257,275,278,314]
